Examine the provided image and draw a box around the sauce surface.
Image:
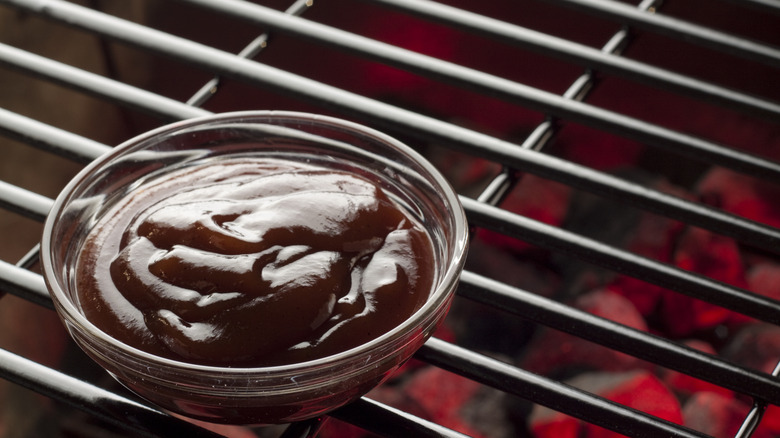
[76,156,434,367]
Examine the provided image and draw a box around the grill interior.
[1,0,780,437]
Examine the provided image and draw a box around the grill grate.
[1,0,779,437]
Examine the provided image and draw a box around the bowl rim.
[41,110,468,376]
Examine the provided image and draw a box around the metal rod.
[15,244,40,270]
[734,407,767,438]
[0,180,53,222]
[550,0,780,68]
[0,347,226,438]
[734,357,780,438]
[720,0,780,15]
[0,260,52,309]
[332,398,472,438]
[0,106,110,163]
[278,417,328,438]
[187,0,313,107]
[475,168,517,205]
[0,43,210,125]
[416,338,710,438]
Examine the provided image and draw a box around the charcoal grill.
[1,0,779,437]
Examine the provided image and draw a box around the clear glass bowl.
[41,111,468,425]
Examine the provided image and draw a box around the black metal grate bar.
[416,338,710,438]
[0,347,232,438]
[735,361,780,438]
[0,106,110,163]
[0,179,52,222]
[331,398,472,438]
[186,0,313,107]
[0,44,210,124]
[3,1,780,259]
[16,244,41,270]
[723,0,780,15]
[550,0,780,67]
[0,260,51,309]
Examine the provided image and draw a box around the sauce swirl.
[76,157,434,367]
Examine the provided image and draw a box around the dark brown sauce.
[76,156,434,367]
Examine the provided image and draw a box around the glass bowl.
[40,111,468,425]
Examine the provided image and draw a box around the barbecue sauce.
[75,156,435,367]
